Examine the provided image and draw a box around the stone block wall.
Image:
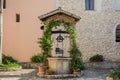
[56,0,120,61]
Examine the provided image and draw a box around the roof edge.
[38,7,81,21]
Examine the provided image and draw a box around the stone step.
[86,61,120,69]
[0,69,38,77]
[19,62,42,69]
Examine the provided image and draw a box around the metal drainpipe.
[0,0,3,63]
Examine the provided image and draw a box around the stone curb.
[37,71,84,79]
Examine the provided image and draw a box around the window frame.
[16,14,20,22]
[3,0,6,9]
[116,25,120,42]
[114,0,120,10]
[85,0,94,10]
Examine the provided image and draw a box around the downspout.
[0,0,3,63]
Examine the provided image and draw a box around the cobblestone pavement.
[0,69,110,80]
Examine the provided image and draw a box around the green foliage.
[38,37,52,53]
[0,63,21,68]
[4,63,20,68]
[38,21,60,65]
[69,44,85,71]
[1,55,20,70]
[70,57,85,71]
[31,54,44,63]
[2,55,17,64]
[45,68,53,74]
[69,44,82,58]
[89,54,104,62]
[64,23,76,43]
[108,71,120,79]
[38,21,84,68]
[38,21,77,65]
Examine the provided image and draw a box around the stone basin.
[47,57,72,74]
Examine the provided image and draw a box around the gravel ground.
[0,69,110,80]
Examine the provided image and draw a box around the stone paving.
[0,68,110,80]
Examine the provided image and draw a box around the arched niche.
[51,24,70,57]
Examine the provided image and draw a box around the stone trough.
[47,57,72,74]
[37,57,84,79]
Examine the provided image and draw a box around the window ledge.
[85,10,95,11]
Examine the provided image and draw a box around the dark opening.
[40,26,44,30]
[116,25,120,42]
[3,0,6,9]
[16,14,20,22]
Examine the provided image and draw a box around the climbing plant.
[38,21,60,65]
[38,21,84,67]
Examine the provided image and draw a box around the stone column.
[0,0,3,63]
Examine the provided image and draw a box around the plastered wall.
[3,0,55,62]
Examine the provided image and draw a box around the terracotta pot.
[106,77,113,80]
[38,66,45,74]
[45,71,50,75]
[73,70,81,75]
[91,60,102,62]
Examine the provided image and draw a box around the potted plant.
[69,44,82,59]
[31,54,46,74]
[70,57,85,75]
[31,54,44,63]
[89,54,104,62]
[106,71,120,80]
[38,32,52,75]
[69,44,85,74]
[45,68,53,75]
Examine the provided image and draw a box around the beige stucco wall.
[57,0,120,61]
[3,0,55,62]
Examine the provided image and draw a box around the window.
[85,0,94,10]
[3,0,6,9]
[16,14,20,22]
[114,0,120,10]
[116,25,120,42]
[0,0,1,8]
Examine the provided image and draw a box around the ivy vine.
[38,21,82,65]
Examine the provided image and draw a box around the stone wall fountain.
[37,7,82,78]
[48,25,72,74]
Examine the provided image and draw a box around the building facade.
[56,0,120,61]
[2,0,120,62]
